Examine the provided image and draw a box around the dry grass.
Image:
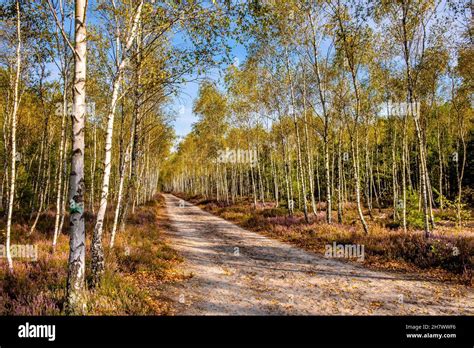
[0,194,185,315]
[175,193,473,285]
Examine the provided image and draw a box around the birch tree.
[90,0,144,288]
[5,0,21,273]
[49,0,89,313]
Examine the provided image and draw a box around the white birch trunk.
[5,0,21,274]
[91,1,143,286]
[65,0,87,314]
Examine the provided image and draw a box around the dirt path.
[162,194,473,315]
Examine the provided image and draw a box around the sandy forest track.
[162,194,473,315]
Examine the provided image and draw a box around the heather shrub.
[261,207,288,218]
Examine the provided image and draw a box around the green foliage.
[404,190,426,230]
[437,198,471,223]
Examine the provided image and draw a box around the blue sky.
[45,0,248,139]
[170,38,247,138]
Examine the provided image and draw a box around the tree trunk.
[286,50,308,222]
[110,100,129,248]
[53,71,68,250]
[66,0,87,314]
[91,1,143,286]
[302,68,317,216]
[5,0,21,274]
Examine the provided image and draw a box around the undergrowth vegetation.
[0,194,184,315]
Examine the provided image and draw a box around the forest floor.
[161,194,474,315]
[1,193,472,315]
[174,193,474,285]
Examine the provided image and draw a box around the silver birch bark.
[5,0,21,274]
[53,71,68,250]
[66,0,87,313]
[91,1,143,286]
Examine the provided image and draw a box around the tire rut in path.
[161,194,474,315]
